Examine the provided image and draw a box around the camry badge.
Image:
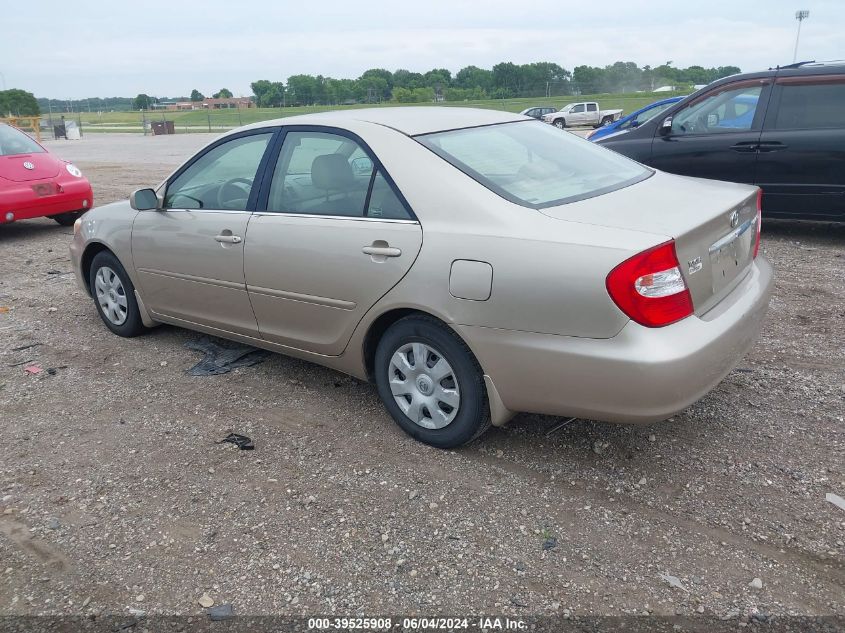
[729,210,740,228]
[23,161,35,170]
[688,256,703,275]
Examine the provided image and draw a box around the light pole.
[793,10,810,63]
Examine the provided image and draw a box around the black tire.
[88,251,146,337]
[600,116,614,127]
[553,118,566,129]
[374,315,491,448]
[53,210,84,226]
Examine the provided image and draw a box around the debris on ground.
[207,604,234,621]
[10,342,41,352]
[197,593,214,608]
[24,365,43,375]
[217,433,255,450]
[542,537,557,551]
[659,572,689,592]
[826,493,845,513]
[749,577,763,590]
[184,336,270,376]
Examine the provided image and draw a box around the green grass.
[60,91,688,133]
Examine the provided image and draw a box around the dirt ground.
[0,134,843,626]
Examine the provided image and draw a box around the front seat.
[310,154,361,215]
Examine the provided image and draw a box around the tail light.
[753,189,762,259]
[606,240,694,328]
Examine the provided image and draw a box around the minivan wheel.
[553,118,565,129]
[375,316,491,448]
[89,251,146,337]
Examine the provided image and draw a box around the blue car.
[588,97,685,142]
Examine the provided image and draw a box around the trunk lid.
[540,171,759,315]
[0,153,60,182]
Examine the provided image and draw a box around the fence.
[40,91,690,136]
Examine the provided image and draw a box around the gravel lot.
[1,134,843,626]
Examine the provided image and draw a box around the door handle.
[215,234,242,244]
[362,245,401,257]
[730,142,759,153]
[757,142,787,153]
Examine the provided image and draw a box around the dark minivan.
[598,61,845,221]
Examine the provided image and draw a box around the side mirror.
[130,188,160,211]
[658,116,673,136]
[631,120,640,128]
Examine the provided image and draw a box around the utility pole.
[793,10,810,63]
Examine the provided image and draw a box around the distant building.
[151,101,196,111]
[202,97,254,109]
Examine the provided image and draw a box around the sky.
[2,0,843,99]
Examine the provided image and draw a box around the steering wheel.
[216,178,253,209]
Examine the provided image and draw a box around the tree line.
[251,62,742,106]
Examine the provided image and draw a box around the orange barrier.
[0,116,42,142]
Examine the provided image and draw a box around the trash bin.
[165,121,175,135]
[151,121,166,136]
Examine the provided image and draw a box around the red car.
[1,123,93,226]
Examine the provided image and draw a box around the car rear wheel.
[89,251,146,337]
[553,118,566,129]
[53,211,84,226]
[600,116,614,127]
[374,315,490,448]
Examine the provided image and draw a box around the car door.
[569,103,587,125]
[755,74,845,219]
[244,127,422,355]
[132,129,275,335]
[649,80,771,184]
[585,102,599,125]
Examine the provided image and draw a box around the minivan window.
[418,121,650,209]
[773,80,845,130]
[671,85,761,135]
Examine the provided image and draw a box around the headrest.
[311,154,355,191]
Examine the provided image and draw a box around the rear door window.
[772,77,845,130]
[586,103,598,112]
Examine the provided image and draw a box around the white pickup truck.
[541,102,623,129]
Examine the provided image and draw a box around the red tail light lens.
[606,240,694,328]
[753,189,762,259]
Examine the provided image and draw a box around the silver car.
[70,107,773,448]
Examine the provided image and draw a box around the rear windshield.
[417,121,650,208]
[0,124,45,156]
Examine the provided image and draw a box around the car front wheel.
[89,251,146,337]
[553,118,566,129]
[374,316,490,448]
[53,211,84,226]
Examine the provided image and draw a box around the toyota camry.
[70,107,773,448]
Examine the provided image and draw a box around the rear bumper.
[459,256,773,424]
[0,180,93,223]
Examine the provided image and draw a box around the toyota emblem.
[23,161,35,170]
[729,210,740,228]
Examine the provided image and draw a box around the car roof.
[242,106,526,137]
